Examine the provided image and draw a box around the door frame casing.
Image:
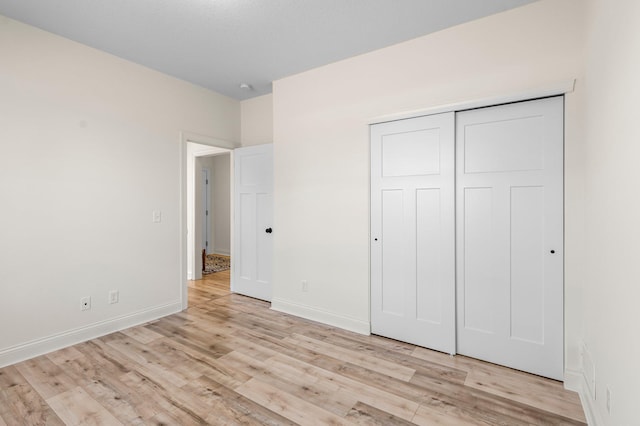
[179,132,237,310]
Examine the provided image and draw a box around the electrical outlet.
[606,387,612,414]
[80,296,91,311]
[301,280,308,292]
[108,290,119,304]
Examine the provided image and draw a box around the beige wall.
[0,16,240,365]
[241,94,274,146]
[272,0,586,376]
[581,0,640,423]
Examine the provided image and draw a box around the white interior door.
[232,144,273,302]
[371,112,456,354]
[456,97,564,380]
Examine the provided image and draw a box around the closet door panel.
[371,112,455,355]
[456,96,564,380]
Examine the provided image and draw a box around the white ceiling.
[0,0,536,100]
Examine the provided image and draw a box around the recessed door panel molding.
[371,112,456,355]
[381,189,406,316]
[256,192,273,285]
[462,187,499,335]
[416,188,443,324]
[238,193,255,280]
[456,96,564,380]
[463,115,545,174]
[239,154,268,186]
[382,128,441,177]
[510,185,545,344]
[233,144,273,302]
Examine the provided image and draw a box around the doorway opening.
[180,134,274,309]
[180,133,235,309]
[187,144,231,280]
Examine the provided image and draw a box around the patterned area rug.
[203,254,231,274]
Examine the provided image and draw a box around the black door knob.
[265,228,273,234]
[550,250,555,254]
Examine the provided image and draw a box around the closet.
[370,97,563,380]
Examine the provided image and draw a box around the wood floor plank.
[411,346,478,372]
[206,309,292,340]
[345,401,416,425]
[146,337,251,390]
[411,403,485,426]
[235,377,353,426]
[14,356,78,400]
[306,329,468,385]
[306,328,418,359]
[182,375,297,426]
[0,366,65,426]
[333,362,437,404]
[219,334,281,362]
[56,349,153,423]
[0,271,587,425]
[285,333,416,382]
[268,353,421,421]
[44,346,84,366]
[119,324,164,344]
[411,369,584,425]
[222,350,359,417]
[46,386,122,426]
[465,366,586,423]
[118,370,210,424]
[74,339,132,376]
[262,356,358,417]
[103,332,194,388]
[145,320,236,361]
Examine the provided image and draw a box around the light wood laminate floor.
[0,271,586,425]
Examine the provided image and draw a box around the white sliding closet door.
[456,97,564,380]
[371,112,455,354]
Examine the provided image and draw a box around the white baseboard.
[213,249,230,256]
[271,297,370,335]
[564,369,583,392]
[564,369,604,426]
[0,301,182,368]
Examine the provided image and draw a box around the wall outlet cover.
[80,296,91,311]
